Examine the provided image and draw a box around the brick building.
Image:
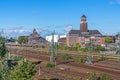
[67,15,104,47]
[58,38,66,45]
[28,29,48,46]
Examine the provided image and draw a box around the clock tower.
[80,15,88,32]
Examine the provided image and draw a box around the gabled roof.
[28,29,48,45]
[58,38,66,42]
[68,29,102,36]
[89,30,102,35]
[69,30,81,34]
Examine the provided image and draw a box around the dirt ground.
[9,48,120,80]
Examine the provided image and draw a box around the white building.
[46,35,66,42]
[60,35,66,38]
[46,35,59,42]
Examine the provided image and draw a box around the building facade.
[58,38,66,45]
[67,15,104,47]
[28,29,48,46]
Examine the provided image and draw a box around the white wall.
[46,35,59,42]
[60,35,66,38]
[46,34,66,42]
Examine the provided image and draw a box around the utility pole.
[85,36,93,65]
[50,31,55,64]
[118,33,120,61]
[51,31,55,64]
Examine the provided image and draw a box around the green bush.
[82,47,89,52]
[88,72,112,80]
[101,73,111,80]
[88,71,97,80]
[58,45,69,50]
[10,60,36,80]
[93,45,106,52]
[46,62,55,68]
[68,47,77,51]
[74,57,86,63]
[60,53,72,60]
[11,56,23,61]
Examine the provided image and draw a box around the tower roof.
[33,29,37,33]
[81,14,87,22]
[81,15,86,18]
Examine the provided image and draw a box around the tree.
[74,43,83,52]
[10,60,36,80]
[17,36,28,44]
[0,36,8,80]
[93,45,105,52]
[0,63,11,80]
[7,37,16,42]
[0,38,7,59]
[105,36,112,43]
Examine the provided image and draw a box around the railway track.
[65,62,120,79]
[10,48,120,80]
[99,60,120,67]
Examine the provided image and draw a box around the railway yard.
[8,46,120,80]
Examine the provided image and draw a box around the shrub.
[93,45,106,52]
[88,72,112,80]
[10,60,36,80]
[74,57,86,63]
[101,73,111,80]
[46,62,55,68]
[88,71,97,80]
[11,56,23,61]
[60,53,72,60]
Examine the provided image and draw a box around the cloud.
[37,28,49,33]
[2,26,32,37]
[3,29,32,34]
[109,0,120,5]
[14,26,23,29]
[109,1,115,5]
[64,24,72,32]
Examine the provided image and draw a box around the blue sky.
[0,0,120,37]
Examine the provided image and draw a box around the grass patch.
[88,72,112,80]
